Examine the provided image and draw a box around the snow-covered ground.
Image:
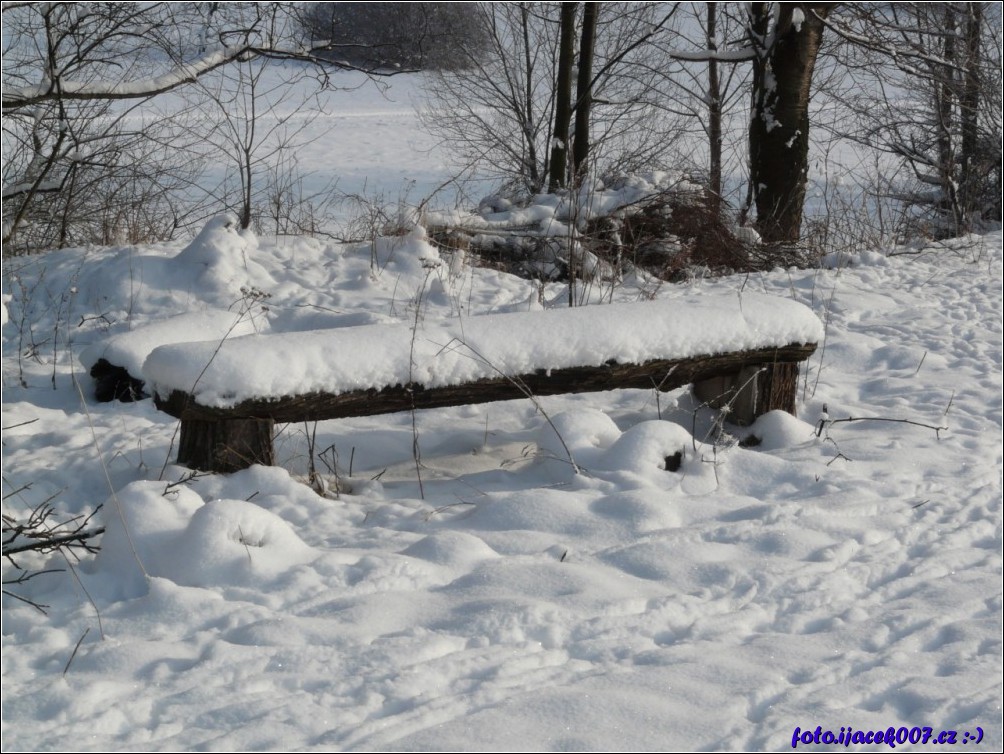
[2,71,1002,752]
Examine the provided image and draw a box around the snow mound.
[174,214,255,268]
[90,481,204,600]
[588,490,682,532]
[596,420,693,473]
[403,531,500,569]
[371,226,442,274]
[536,409,621,469]
[743,409,818,451]
[173,214,275,295]
[90,482,314,597]
[171,499,316,588]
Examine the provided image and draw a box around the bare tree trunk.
[707,2,722,218]
[521,5,544,192]
[241,146,254,230]
[959,2,983,226]
[748,3,833,245]
[548,2,577,192]
[572,2,598,179]
[935,6,963,233]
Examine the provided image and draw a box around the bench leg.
[178,418,275,473]
[694,362,800,426]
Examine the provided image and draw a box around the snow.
[2,72,1002,752]
[792,7,806,33]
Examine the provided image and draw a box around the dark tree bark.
[935,6,961,229]
[707,2,722,218]
[571,1,598,178]
[548,2,578,192]
[748,3,834,244]
[959,2,983,223]
[520,5,545,193]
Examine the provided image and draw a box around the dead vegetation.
[427,185,820,284]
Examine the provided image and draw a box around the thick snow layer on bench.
[144,292,823,408]
[80,309,265,379]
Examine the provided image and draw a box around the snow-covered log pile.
[423,173,812,282]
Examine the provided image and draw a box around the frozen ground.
[2,71,1002,752]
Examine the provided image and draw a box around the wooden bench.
[146,293,822,473]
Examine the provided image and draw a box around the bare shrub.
[2,485,104,613]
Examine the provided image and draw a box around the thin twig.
[433,333,581,475]
[2,481,33,500]
[407,272,434,499]
[1,589,50,613]
[162,470,210,495]
[63,628,91,676]
[808,281,839,400]
[942,390,955,421]
[3,567,64,586]
[71,367,146,584]
[3,527,105,556]
[423,501,476,521]
[60,548,104,640]
[815,415,947,438]
[237,524,253,563]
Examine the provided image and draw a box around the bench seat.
[146,293,823,472]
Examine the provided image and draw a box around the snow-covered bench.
[145,293,823,473]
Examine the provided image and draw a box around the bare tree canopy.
[3,1,999,258]
[422,3,693,196]
[0,2,405,250]
[821,2,1002,236]
[0,2,412,113]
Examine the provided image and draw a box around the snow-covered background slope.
[2,72,1001,752]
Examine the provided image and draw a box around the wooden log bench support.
[147,295,821,473]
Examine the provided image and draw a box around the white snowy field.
[3,71,1003,752]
